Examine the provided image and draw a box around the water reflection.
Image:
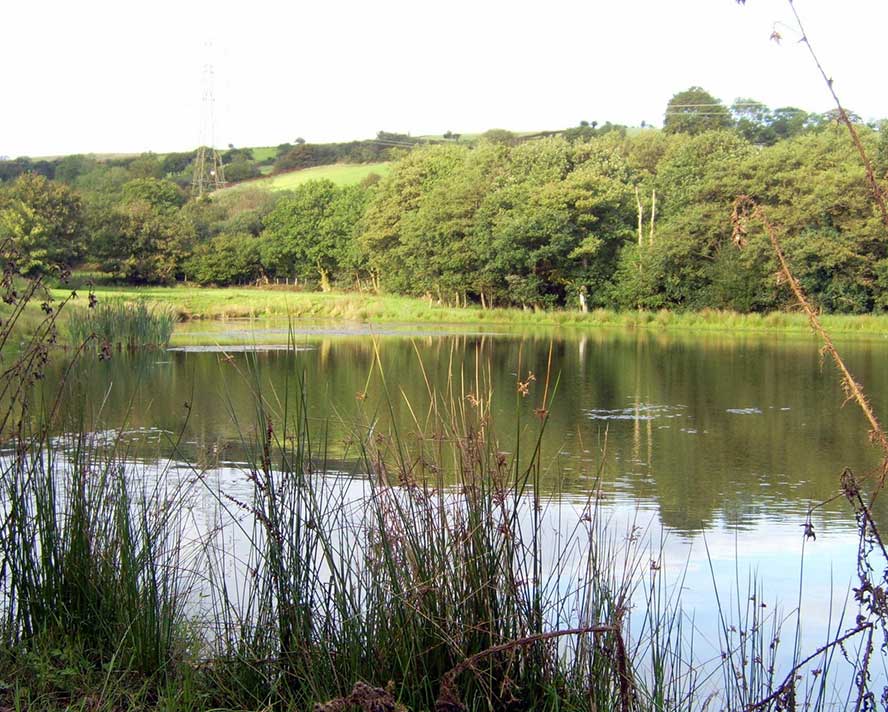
[44,325,886,534]
[132,455,873,702]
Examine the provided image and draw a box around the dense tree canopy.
[101,178,194,283]
[260,180,368,289]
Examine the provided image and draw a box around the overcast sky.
[2,0,886,157]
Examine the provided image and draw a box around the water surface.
[44,321,888,693]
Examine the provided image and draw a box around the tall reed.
[0,424,193,677]
[66,299,176,352]
[0,253,195,707]
[191,340,701,712]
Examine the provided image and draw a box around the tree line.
[2,88,888,314]
[0,135,410,188]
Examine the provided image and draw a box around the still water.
[47,321,888,693]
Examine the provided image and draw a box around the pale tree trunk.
[649,189,657,245]
[635,186,644,247]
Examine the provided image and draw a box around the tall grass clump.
[191,342,701,712]
[0,250,196,708]
[0,427,194,679]
[66,299,176,352]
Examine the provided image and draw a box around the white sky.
[2,0,886,157]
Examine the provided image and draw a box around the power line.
[668,102,767,109]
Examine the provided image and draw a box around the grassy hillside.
[222,161,391,192]
[249,146,278,162]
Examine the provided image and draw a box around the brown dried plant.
[314,681,405,712]
[732,196,888,497]
[783,0,888,229]
[433,623,634,712]
[732,7,888,703]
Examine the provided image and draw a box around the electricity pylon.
[192,61,226,197]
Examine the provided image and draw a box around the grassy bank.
[49,285,888,337]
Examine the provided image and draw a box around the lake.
[41,320,888,700]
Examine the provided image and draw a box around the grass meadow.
[221,161,391,193]
[43,284,888,340]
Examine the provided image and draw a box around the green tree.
[480,128,517,145]
[260,180,366,288]
[473,137,633,308]
[770,107,813,141]
[664,87,733,136]
[104,178,194,283]
[209,188,282,237]
[161,151,196,176]
[359,144,469,291]
[612,130,754,309]
[187,232,262,285]
[223,159,261,183]
[326,184,371,286]
[731,98,776,145]
[0,172,84,275]
[127,153,164,179]
[55,155,98,184]
[121,178,185,212]
[393,142,506,300]
[740,128,883,312]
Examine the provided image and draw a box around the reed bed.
[66,299,176,352]
[187,355,695,712]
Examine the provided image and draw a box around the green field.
[249,146,278,162]
[43,285,888,340]
[222,162,391,193]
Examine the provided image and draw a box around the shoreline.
[48,285,888,339]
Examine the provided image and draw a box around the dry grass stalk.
[434,623,634,712]
[314,681,405,712]
[784,0,888,229]
[733,200,888,707]
[732,196,888,495]
[745,621,874,712]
